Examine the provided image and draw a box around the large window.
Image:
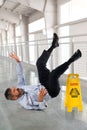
[15,25,21,43]
[29,34,36,64]
[60,0,87,24]
[58,25,70,74]
[58,43,70,74]
[59,0,87,79]
[28,18,46,65]
[29,18,45,33]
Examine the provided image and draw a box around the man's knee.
[36,56,46,68]
[36,50,48,67]
[49,88,60,98]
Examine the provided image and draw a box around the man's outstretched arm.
[9,52,26,86]
[9,52,20,62]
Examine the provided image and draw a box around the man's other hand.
[9,52,20,62]
[38,88,47,102]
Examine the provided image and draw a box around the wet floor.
[0,56,87,130]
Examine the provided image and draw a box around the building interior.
[0,0,87,130]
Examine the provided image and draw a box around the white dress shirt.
[16,62,51,110]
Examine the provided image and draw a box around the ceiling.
[0,0,43,30]
[1,0,36,17]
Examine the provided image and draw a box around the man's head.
[4,87,24,100]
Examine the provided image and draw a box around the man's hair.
[4,88,12,100]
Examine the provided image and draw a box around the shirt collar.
[17,94,25,102]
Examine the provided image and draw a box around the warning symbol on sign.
[70,88,80,98]
[64,74,83,112]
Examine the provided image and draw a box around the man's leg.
[48,49,82,97]
[36,33,59,67]
[36,33,59,90]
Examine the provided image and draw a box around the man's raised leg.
[50,49,82,79]
[48,49,82,97]
[36,33,59,91]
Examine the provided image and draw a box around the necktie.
[24,91,33,105]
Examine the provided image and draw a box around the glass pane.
[60,0,87,24]
[29,18,45,33]
[59,44,70,74]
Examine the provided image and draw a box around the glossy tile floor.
[0,56,87,130]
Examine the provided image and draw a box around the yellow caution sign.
[64,74,83,112]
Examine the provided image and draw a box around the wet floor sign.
[64,74,83,112]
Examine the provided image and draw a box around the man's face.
[10,87,24,100]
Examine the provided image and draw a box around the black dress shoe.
[68,49,82,65]
[52,33,59,48]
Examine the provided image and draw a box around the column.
[0,32,3,55]
[44,0,58,69]
[8,24,17,54]
[0,33,2,44]
[20,15,29,63]
[1,30,8,56]
[2,30,7,44]
[12,24,17,53]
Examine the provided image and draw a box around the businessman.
[4,33,82,110]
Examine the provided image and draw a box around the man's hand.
[9,52,20,62]
[38,88,47,102]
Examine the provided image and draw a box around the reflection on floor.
[0,56,87,130]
